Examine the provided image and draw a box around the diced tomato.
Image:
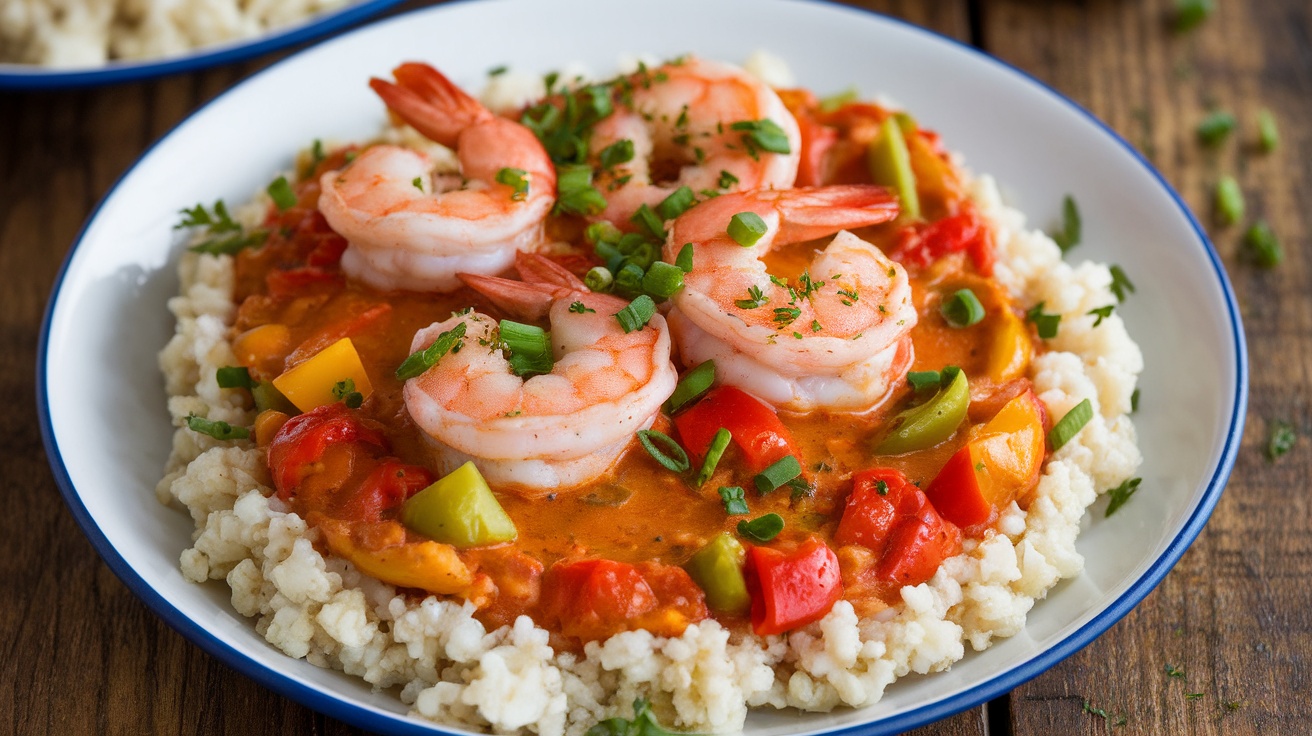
[891,203,995,276]
[285,302,392,365]
[338,460,434,523]
[537,558,707,643]
[267,403,388,499]
[743,537,843,636]
[834,468,961,588]
[266,266,344,298]
[795,112,841,187]
[672,386,804,473]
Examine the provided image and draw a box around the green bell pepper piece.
[866,116,921,220]
[402,462,517,548]
[875,369,969,454]
[686,532,750,615]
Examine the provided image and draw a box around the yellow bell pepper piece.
[985,309,1034,383]
[272,337,373,412]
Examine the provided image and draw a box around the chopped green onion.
[1213,175,1244,225]
[495,167,529,201]
[1052,194,1081,252]
[642,261,685,299]
[216,366,254,389]
[737,513,784,542]
[907,370,941,392]
[717,170,740,190]
[696,428,732,487]
[615,294,657,333]
[940,288,986,328]
[614,263,646,295]
[585,221,623,246]
[940,365,962,386]
[1048,398,1093,450]
[395,322,467,381]
[598,139,635,170]
[487,65,508,76]
[630,203,667,241]
[1131,388,1140,413]
[331,378,364,408]
[1088,304,1115,327]
[1267,420,1296,461]
[636,429,690,472]
[728,212,767,246]
[186,414,249,441]
[754,455,802,494]
[718,485,749,515]
[585,266,614,292]
[1243,220,1283,268]
[1257,108,1279,152]
[303,139,326,179]
[665,359,716,414]
[1026,302,1061,339]
[1174,0,1214,32]
[1196,110,1236,146]
[729,119,792,157]
[657,186,697,221]
[267,176,297,211]
[1109,265,1136,302]
[554,164,607,216]
[675,243,694,273]
[569,301,596,314]
[500,319,554,377]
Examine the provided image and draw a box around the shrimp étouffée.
[402,254,677,494]
[663,185,917,412]
[318,63,556,292]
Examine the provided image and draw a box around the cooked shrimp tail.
[370,63,492,147]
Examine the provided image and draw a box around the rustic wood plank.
[981,0,1312,733]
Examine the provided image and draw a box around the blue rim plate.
[0,0,406,89]
[37,0,1246,733]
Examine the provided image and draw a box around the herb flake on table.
[1266,420,1296,461]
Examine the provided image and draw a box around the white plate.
[38,0,1246,733]
[0,0,404,89]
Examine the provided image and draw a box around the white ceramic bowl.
[38,1,1246,733]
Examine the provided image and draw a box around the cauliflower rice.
[154,65,1142,734]
[0,0,350,67]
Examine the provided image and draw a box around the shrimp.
[663,185,916,412]
[589,56,801,225]
[318,63,556,292]
[402,253,677,494]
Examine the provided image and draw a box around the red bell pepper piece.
[743,537,843,636]
[891,203,995,276]
[834,468,961,588]
[672,386,803,473]
[338,459,434,523]
[537,558,707,643]
[795,112,840,187]
[267,403,388,499]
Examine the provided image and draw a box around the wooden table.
[3,1,1307,733]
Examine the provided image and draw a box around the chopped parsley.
[717,170,740,190]
[1088,304,1115,327]
[772,306,801,327]
[569,301,596,314]
[1051,194,1081,252]
[1104,477,1142,517]
[331,378,364,409]
[735,284,768,309]
[176,200,267,256]
[585,698,685,736]
[1026,301,1061,339]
